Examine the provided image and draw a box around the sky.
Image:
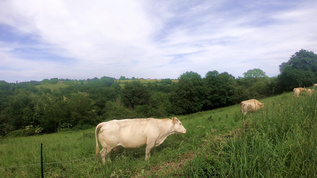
[1,0,317,83]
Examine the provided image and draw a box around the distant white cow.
[240,99,264,115]
[95,117,187,164]
[307,88,313,95]
[293,88,300,97]
[293,87,306,97]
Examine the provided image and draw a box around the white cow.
[307,88,313,95]
[95,117,187,164]
[293,87,306,97]
[293,88,300,97]
[240,99,264,115]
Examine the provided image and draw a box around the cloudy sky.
[1,0,317,82]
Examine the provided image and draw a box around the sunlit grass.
[1,92,316,177]
[183,92,317,177]
[35,83,69,90]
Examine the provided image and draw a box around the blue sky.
[1,0,317,82]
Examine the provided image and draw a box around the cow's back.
[240,99,263,115]
[98,119,154,148]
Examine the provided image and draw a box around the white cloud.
[0,0,317,82]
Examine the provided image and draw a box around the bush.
[4,129,27,137]
[73,124,93,130]
[5,125,43,137]
[102,101,136,120]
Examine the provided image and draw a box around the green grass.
[35,79,178,90]
[117,79,178,87]
[117,79,178,83]
[35,83,69,90]
[182,92,317,177]
[1,92,317,177]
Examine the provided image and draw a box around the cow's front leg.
[145,143,154,161]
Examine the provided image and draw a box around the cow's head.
[172,117,187,133]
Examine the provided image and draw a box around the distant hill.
[35,82,69,90]
[34,78,178,90]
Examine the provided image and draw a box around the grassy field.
[116,79,178,88]
[1,91,316,177]
[117,79,178,83]
[35,83,69,90]
[34,79,178,90]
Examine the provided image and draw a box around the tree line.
[1,49,316,136]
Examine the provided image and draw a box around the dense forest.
[1,49,317,136]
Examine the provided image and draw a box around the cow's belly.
[99,130,147,148]
[119,131,147,148]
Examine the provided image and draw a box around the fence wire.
[0,149,143,170]
[0,156,96,170]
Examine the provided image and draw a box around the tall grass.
[183,92,317,177]
[1,92,316,177]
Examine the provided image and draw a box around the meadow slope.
[0,91,316,177]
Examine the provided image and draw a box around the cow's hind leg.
[100,147,113,164]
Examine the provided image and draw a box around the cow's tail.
[240,102,244,114]
[95,123,103,160]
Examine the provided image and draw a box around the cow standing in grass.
[307,89,314,95]
[95,117,187,164]
[293,88,300,97]
[240,99,264,115]
[293,87,307,97]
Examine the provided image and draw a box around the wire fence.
[0,156,96,170]
[0,146,144,170]
[0,142,154,178]
[0,156,110,177]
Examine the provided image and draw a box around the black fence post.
[41,143,44,178]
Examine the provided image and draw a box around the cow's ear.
[172,117,178,124]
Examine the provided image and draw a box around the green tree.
[149,92,172,117]
[0,81,12,112]
[66,92,97,126]
[120,81,150,109]
[243,68,267,78]
[0,110,14,135]
[170,71,205,114]
[203,71,237,109]
[278,49,317,91]
[237,68,273,100]
[102,101,136,120]
[6,90,37,129]
[36,94,64,133]
[119,76,127,80]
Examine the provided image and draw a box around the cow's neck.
[154,120,175,146]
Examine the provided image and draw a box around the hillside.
[1,91,316,177]
[34,78,178,90]
[35,83,69,90]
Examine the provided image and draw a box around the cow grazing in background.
[293,87,306,97]
[95,117,187,164]
[307,89,313,95]
[297,87,306,92]
[240,99,264,115]
[314,84,317,88]
[293,88,300,97]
